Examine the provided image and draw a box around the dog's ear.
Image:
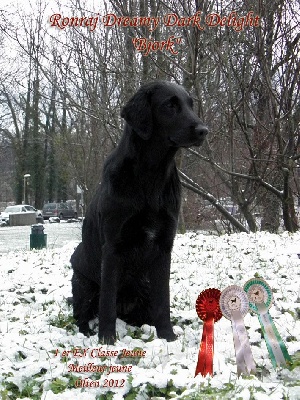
[121,87,152,140]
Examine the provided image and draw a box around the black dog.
[71,81,208,344]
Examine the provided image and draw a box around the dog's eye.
[164,96,179,111]
[165,102,176,109]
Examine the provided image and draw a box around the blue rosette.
[244,278,292,369]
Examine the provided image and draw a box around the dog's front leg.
[149,252,176,341]
[98,246,120,344]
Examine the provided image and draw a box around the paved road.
[0,221,82,253]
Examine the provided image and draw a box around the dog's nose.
[195,125,209,137]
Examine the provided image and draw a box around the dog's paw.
[78,324,95,337]
[98,330,116,345]
[157,328,177,342]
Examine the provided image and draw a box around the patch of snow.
[0,231,300,398]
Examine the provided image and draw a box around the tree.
[0,0,299,233]
[180,0,300,232]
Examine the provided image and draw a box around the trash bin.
[36,215,44,224]
[30,224,47,250]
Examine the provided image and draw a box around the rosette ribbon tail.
[195,314,214,377]
[256,303,292,369]
[231,309,256,376]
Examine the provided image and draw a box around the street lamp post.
[23,174,31,204]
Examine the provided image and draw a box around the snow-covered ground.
[0,231,300,399]
[0,221,82,253]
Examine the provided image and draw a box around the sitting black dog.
[71,81,208,344]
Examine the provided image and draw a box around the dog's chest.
[142,209,177,249]
[119,207,176,254]
[144,226,158,241]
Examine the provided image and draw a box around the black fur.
[70,81,208,344]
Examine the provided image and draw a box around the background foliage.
[0,0,299,233]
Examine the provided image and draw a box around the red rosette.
[196,288,222,322]
[195,288,222,377]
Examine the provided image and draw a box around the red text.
[132,36,182,56]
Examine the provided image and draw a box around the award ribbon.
[219,285,256,376]
[244,278,292,369]
[195,288,222,377]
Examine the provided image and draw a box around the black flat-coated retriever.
[71,81,208,344]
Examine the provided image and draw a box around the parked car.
[0,204,43,225]
[42,202,77,220]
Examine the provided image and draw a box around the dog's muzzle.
[195,125,209,138]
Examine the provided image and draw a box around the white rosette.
[220,285,256,376]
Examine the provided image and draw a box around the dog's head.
[121,81,208,147]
